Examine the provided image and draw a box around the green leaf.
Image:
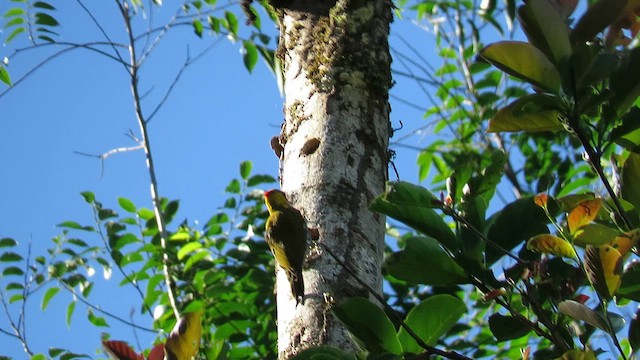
[479,41,562,93]
[66,301,76,327]
[224,11,238,36]
[398,295,466,352]
[178,241,203,260]
[611,107,640,153]
[82,282,94,298]
[488,96,562,133]
[485,196,554,263]
[192,19,203,37]
[517,0,571,65]
[247,174,276,187]
[0,252,22,262]
[57,221,94,231]
[576,53,619,91]
[184,249,211,271]
[34,12,58,26]
[618,263,640,301]
[573,223,620,247]
[48,348,64,357]
[623,153,640,217]
[4,7,25,17]
[9,294,24,303]
[33,2,56,10]
[118,197,136,213]
[370,181,456,251]
[0,66,12,85]
[0,238,17,247]
[37,34,55,43]
[98,208,118,220]
[488,313,532,341]
[3,266,24,276]
[291,346,356,360]
[240,160,252,180]
[41,287,60,310]
[31,354,47,360]
[6,16,25,28]
[208,15,220,34]
[87,309,109,327]
[610,47,640,117]
[112,233,139,250]
[457,151,506,259]
[6,282,23,291]
[137,207,154,220]
[385,236,467,285]
[333,297,402,355]
[226,178,241,194]
[242,41,258,73]
[80,191,95,204]
[169,232,191,242]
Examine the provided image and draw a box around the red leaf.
[102,340,144,360]
[147,344,165,360]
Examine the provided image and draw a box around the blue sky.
[0,1,435,358]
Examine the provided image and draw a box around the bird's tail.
[287,269,305,305]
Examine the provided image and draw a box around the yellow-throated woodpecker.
[264,189,307,305]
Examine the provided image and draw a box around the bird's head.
[264,189,290,212]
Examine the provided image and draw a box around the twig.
[0,288,33,356]
[75,0,128,70]
[600,299,627,360]
[146,38,221,124]
[319,242,473,360]
[444,207,526,265]
[61,283,156,333]
[18,242,32,350]
[75,144,144,177]
[1,45,112,100]
[567,115,632,230]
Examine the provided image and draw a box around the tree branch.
[116,0,180,320]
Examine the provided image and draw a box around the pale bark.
[272,0,392,358]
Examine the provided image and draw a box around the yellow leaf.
[609,228,640,257]
[567,199,603,235]
[584,245,623,299]
[165,309,203,360]
[527,234,577,259]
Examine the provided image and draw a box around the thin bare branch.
[137,6,183,66]
[0,289,33,356]
[116,0,180,320]
[0,42,130,100]
[147,37,221,123]
[75,0,128,70]
[75,144,144,177]
[61,283,156,333]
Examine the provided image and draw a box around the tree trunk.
[272,0,392,358]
